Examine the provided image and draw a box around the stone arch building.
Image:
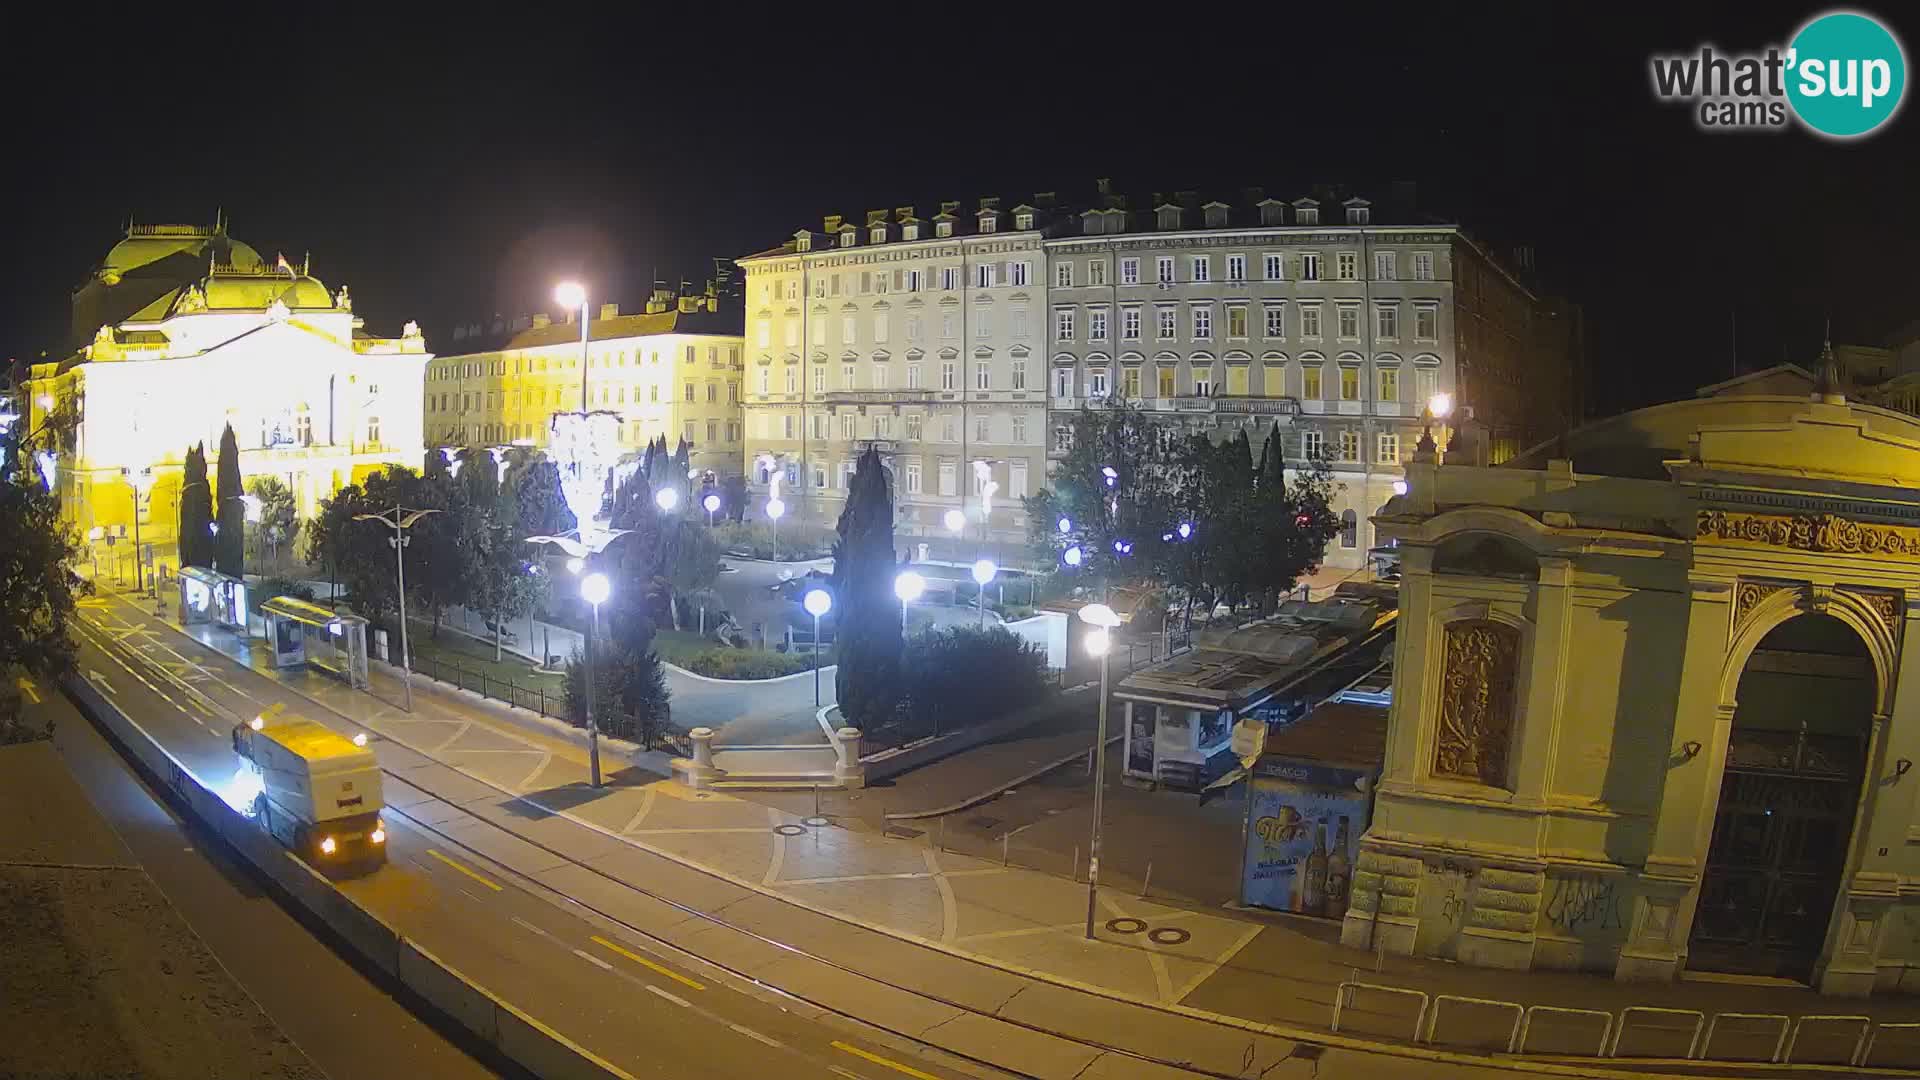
[1344,359,1920,995]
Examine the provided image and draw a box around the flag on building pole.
[275,253,296,278]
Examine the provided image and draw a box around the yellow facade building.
[426,284,744,478]
[26,220,429,558]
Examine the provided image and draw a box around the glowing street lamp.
[654,486,680,513]
[579,570,613,787]
[1057,516,1073,535]
[702,491,721,526]
[943,508,965,534]
[803,587,832,707]
[1101,465,1118,489]
[971,558,997,627]
[894,570,924,634]
[1077,601,1123,940]
[120,466,155,597]
[1062,545,1083,568]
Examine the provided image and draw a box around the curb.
[883,733,1120,821]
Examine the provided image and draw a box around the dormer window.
[839,228,857,248]
[903,223,920,241]
[1156,206,1181,230]
[979,214,998,234]
[796,232,812,252]
[1296,204,1320,226]
[1015,212,1034,230]
[871,226,887,244]
[1203,203,1230,227]
[1259,201,1285,226]
[936,219,953,238]
[1346,202,1371,225]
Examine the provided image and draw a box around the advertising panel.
[1242,772,1369,918]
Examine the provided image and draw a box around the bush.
[250,575,315,614]
[675,647,822,680]
[898,625,1050,736]
[711,521,825,562]
[564,641,672,747]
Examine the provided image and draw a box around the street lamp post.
[353,505,442,712]
[971,558,996,627]
[1078,602,1121,940]
[803,587,831,708]
[580,570,612,788]
[703,492,721,527]
[655,486,679,514]
[894,570,924,633]
[121,466,154,596]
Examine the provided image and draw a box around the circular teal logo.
[1787,11,1906,138]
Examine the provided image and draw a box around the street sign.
[1232,716,1266,769]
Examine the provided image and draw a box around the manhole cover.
[884,825,925,840]
[803,815,832,828]
[1105,917,1148,935]
[772,824,807,837]
[967,816,1001,831]
[1148,927,1192,946]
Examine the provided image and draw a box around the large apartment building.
[426,283,746,478]
[740,183,1578,569]
[736,203,1052,559]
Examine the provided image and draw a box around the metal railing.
[1326,980,1918,1068]
[408,651,683,753]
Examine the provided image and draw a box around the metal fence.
[408,651,684,754]
[1330,979,1919,1068]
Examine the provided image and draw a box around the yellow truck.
[231,708,387,873]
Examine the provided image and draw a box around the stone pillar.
[1511,558,1572,802]
[1616,576,1732,983]
[834,726,866,789]
[672,726,723,789]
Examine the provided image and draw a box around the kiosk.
[260,596,370,690]
[1240,700,1387,921]
[177,567,248,633]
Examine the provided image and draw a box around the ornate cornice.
[1698,510,1920,560]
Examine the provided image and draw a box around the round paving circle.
[802,815,831,828]
[772,824,807,837]
[1148,927,1192,946]
[1104,917,1148,935]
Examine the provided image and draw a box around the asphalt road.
[68,597,989,1080]
[31,683,506,1080]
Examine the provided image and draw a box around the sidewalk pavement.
[91,587,1920,1071]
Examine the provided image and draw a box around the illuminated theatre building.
[26,220,429,552]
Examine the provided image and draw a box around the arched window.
[1340,509,1358,548]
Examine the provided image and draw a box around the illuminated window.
[1227,306,1248,339]
[1378,432,1400,464]
[1340,367,1360,401]
[1156,367,1174,398]
[1339,429,1359,461]
[1125,367,1142,398]
[1378,367,1399,401]
[1303,365,1323,399]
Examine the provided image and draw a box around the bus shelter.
[177,566,248,633]
[260,596,369,690]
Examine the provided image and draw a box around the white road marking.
[511,915,556,941]
[729,1023,783,1049]
[831,1068,868,1080]
[86,669,118,696]
[644,984,690,1008]
[573,948,614,970]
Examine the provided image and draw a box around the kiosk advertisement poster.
[1243,766,1369,918]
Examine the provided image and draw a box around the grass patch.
[406,620,563,691]
[652,628,831,679]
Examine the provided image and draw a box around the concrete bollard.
[833,726,866,789]
[671,727,723,789]
[690,727,716,769]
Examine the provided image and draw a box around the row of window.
[755,410,1037,446]
[745,356,1436,402]
[1053,301,1439,345]
[427,380,742,413]
[1046,424,1406,468]
[448,419,743,446]
[431,343,742,383]
[758,456,1033,500]
[762,248,1439,306]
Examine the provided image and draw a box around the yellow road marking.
[832,1042,942,1080]
[16,677,39,704]
[590,934,705,991]
[426,848,502,892]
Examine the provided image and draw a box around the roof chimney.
[824,213,843,233]
[939,200,961,216]
[1034,191,1057,208]
[1095,177,1112,196]
[598,302,619,320]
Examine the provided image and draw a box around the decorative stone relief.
[1469,867,1544,934]
[1699,509,1920,560]
[1433,620,1521,787]
[1735,580,1791,629]
[1841,587,1902,639]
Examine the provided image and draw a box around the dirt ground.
[0,741,322,1080]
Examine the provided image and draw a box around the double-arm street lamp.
[353,505,442,712]
[803,587,831,708]
[579,569,613,787]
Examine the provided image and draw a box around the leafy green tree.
[721,473,748,523]
[831,447,901,727]
[1023,399,1181,588]
[177,443,214,569]
[0,416,88,742]
[503,456,574,541]
[214,423,245,577]
[245,476,298,566]
[306,482,393,619]
[898,625,1048,738]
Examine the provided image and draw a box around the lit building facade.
[26,220,428,552]
[427,284,744,479]
[1344,360,1920,995]
[1046,184,1570,571]
[736,202,1053,559]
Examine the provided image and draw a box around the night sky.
[6,5,1914,419]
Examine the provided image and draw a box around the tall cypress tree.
[214,423,245,576]
[1257,421,1285,491]
[832,447,901,726]
[178,443,214,569]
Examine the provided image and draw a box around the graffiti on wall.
[1543,873,1626,936]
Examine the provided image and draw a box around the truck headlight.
[320,836,337,855]
[370,826,386,844]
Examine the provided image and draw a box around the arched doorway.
[1689,613,1874,981]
